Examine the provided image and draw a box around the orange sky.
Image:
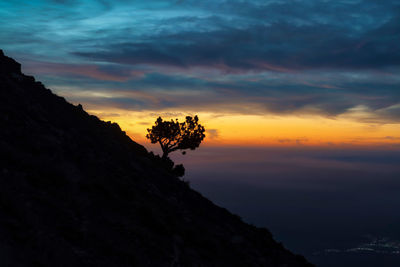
[86,107,400,148]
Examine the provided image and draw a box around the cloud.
[1,0,399,123]
[72,2,400,72]
[206,129,219,140]
[41,70,400,123]
[277,138,308,145]
[384,136,400,141]
[22,61,145,81]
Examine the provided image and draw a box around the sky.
[1,0,400,147]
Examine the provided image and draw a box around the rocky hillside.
[0,50,313,267]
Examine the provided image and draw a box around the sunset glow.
[85,108,400,147]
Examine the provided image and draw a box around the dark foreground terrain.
[0,50,312,266]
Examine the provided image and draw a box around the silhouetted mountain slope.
[0,50,313,267]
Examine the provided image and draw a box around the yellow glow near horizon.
[86,107,400,148]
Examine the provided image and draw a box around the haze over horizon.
[1,0,399,148]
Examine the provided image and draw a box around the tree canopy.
[146,115,205,159]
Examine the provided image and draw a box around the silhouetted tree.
[146,115,206,159]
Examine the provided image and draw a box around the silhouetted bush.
[148,152,184,177]
[172,164,185,177]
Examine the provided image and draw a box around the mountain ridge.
[0,50,313,267]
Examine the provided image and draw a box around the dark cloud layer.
[1,0,399,121]
[76,15,400,72]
